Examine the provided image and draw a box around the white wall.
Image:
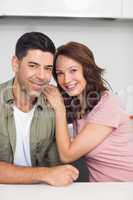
[0,17,133,113]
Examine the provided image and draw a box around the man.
[0,32,79,186]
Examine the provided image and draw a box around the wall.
[0,17,133,113]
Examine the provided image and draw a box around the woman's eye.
[56,72,63,76]
[71,69,77,73]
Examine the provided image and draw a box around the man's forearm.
[0,161,79,186]
[0,161,49,184]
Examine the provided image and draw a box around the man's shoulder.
[37,94,55,116]
[0,79,12,90]
[0,79,13,104]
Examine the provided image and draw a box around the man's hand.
[42,164,79,186]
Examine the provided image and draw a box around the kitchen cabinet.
[0,0,122,18]
[122,0,133,18]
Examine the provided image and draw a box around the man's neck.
[13,80,36,112]
[14,97,36,112]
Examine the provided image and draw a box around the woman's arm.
[43,85,113,163]
[55,107,112,163]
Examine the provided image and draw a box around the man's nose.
[36,68,46,80]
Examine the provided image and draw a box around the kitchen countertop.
[0,182,133,200]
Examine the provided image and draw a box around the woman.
[43,42,133,182]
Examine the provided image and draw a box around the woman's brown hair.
[53,42,109,123]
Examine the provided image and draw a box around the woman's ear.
[12,56,19,73]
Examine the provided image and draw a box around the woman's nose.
[64,73,71,84]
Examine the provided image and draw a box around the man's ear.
[12,56,19,73]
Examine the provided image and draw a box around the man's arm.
[0,161,79,186]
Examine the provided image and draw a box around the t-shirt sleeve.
[86,93,126,128]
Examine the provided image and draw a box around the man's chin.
[28,90,41,98]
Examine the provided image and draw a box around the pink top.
[76,91,133,182]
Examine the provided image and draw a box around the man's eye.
[29,65,37,68]
[45,67,52,71]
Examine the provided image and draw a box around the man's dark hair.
[15,32,56,59]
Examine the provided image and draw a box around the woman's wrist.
[55,104,66,114]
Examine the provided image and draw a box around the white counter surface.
[0,182,133,200]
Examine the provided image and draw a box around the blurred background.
[0,0,133,115]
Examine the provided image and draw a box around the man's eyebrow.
[28,62,53,68]
[28,61,39,65]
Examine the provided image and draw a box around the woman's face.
[55,55,86,96]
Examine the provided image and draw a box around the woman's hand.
[43,85,65,111]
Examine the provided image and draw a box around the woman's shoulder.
[84,90,129,127]
[86,90,125,118]
[98,90,123,108]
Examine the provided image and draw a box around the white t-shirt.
[13,105,35,166]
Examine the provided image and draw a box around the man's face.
[12,49,54,98]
